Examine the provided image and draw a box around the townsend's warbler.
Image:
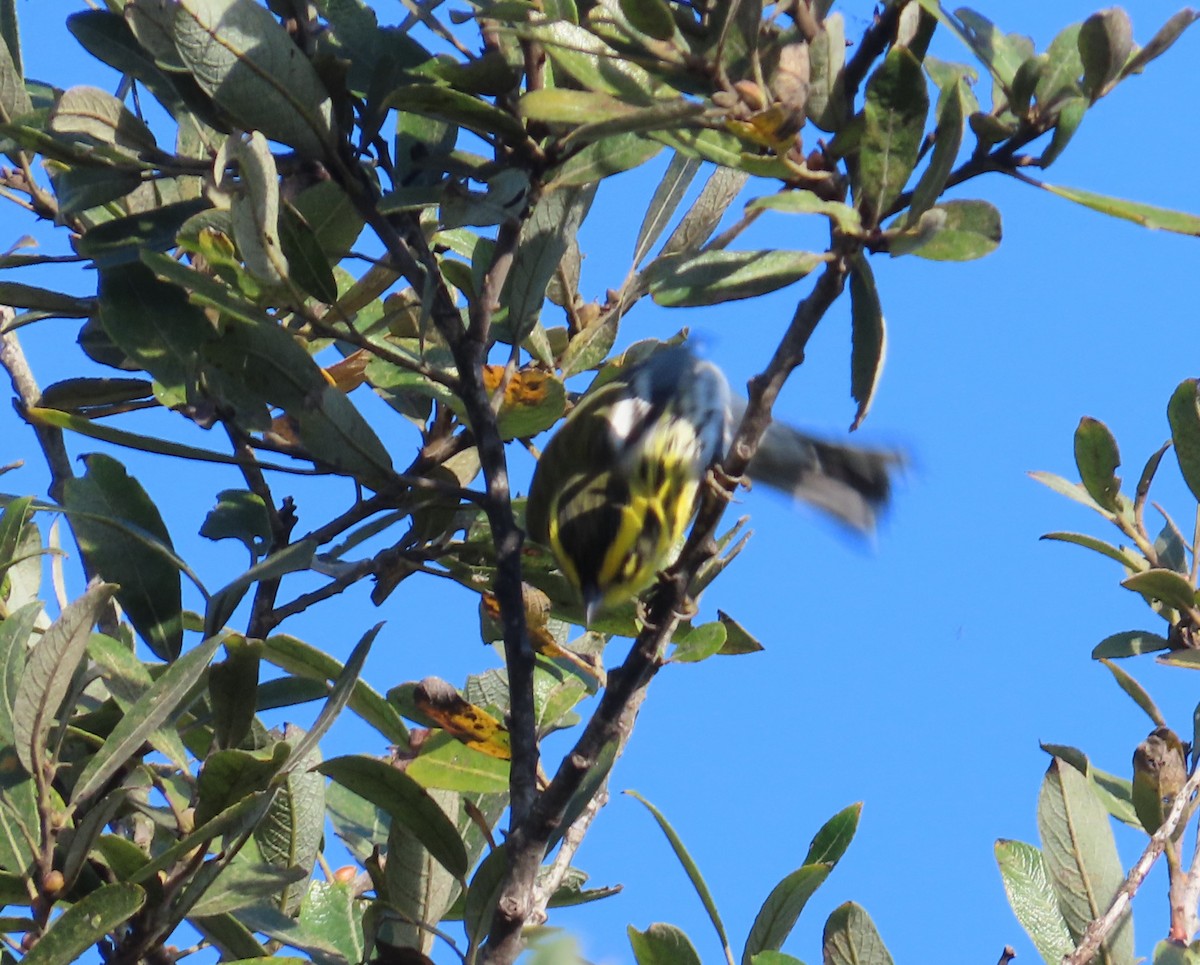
[524,345,900,625]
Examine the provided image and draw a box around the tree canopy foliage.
[1,1,1200,964]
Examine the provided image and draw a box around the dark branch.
[478,253,855,964]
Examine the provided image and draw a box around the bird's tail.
[746,420,902,532]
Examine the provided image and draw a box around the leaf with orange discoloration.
[480,589,605,684]
[413,677,511,760]
[323,350,371,393]
[480,365,565,440]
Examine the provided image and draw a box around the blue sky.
[5,2,1200,963]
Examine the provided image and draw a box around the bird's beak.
[583,587,603,629]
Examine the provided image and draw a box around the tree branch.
[0,314,74,503]
[479,253,854,964]
[1065,767,1200,965]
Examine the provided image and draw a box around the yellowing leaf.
[323,350,371,393]
[413,677,511,760]
[479,366,566,440]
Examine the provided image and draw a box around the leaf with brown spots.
[413,677,511,760]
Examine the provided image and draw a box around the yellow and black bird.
[525,345,901,625]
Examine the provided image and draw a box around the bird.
[524,344,901,626]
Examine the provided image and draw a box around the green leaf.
[318,754,468,879]
[633,152,703,266]
[1032,181,1200,236]
[0,282,91,316]
[262,634,408,746]
[205,539,317,637]
[805,802,861,866]
[656,165,748,260]
[0,19,30,121]
[807,13,847,132]
[0,601,38,747]
[235,902,352,963]
[64,453,183,660]
[619,0,675,41]
[1040,98,1087,168]
[86,634,187,768]
[1099,658,1165,728]
[561,315,619,378]
[279,204,339,304]
[129,790,277,886]
[549,133,663,189]
[49,85,157,156]
[1152,940,1200,965]
[19,883,145,965]
[951,8,1034,89]
[38,377,154,411]
[822,902,893,965]
[1036,23,1084,107]
[97,261,215,391]
[1169,380,1200,502]
[849,253,885,430]
[1074,417,1122,512]
[298,880,363,964]
[173,0,334,157]
[285,624,381,768]
[23,405,305,478]
[72,633,224,807]
[900,200,1002,261]
[716,610,764,655]
[559,100,704,154]
[748,191,863,235]
[325,779,388,865]
[196,744,290,827]
[464,843,508,952]
[550,737,618,851]
[189,860,308,917]
[1121,10,1200,80]
[519,88,640,125]
[405,732,509,793]
[1159,651,1200,670]
[200,489,271,559]
[1039,532,1142,570]
[906,79,965,225]
[527,20,667,101]
[230,131,288,285]
[0,749,38,876]
[1121,569,1195,612]
[743,864,832,964]
[0,496,33,593]
[506,183,596,342]
[629,923,702,965]
[12,581,117,774]
[626,791,732,960]
[857,47,928,223]
[65,10,196,120]
[1079,9,1132,99]
[670,622,727,663]
[209,636,261,751]
[647,250,823,307]
[1028,470,1109,515]
[1037,759,1132,959]
[383,83,527,145]
[1091,631,1171,659]
[995,839,1074,965]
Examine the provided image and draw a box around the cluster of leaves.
[993,380,1200,965]
[0,0,1197,963]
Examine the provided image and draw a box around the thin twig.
[531,783,611,917]
[1064,767,1200,965]
[1173,806,1200,942]
[0,314,74,502]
